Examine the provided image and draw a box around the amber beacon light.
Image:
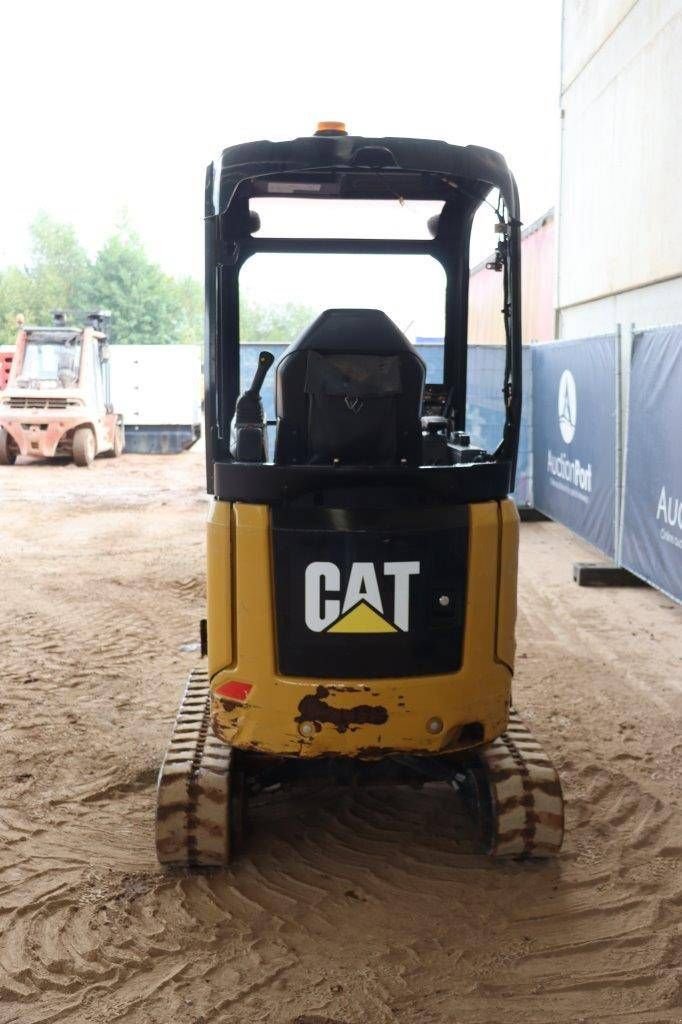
[314,121,348,136]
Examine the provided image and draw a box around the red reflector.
[214,680,253,702]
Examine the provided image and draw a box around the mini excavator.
[155,123,564,866]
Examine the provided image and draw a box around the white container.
[108,345,202,453]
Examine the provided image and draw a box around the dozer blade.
[463,708,565,857]
[156,668,240,868]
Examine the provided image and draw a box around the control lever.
[230,350,275,462]
[249,350,275,396]
[237,350,275,420]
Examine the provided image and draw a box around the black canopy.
[206,134,520,220]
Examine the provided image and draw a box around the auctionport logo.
[558,369,577,444]
[656,485,682,550]
[547,450,592,495]
[547,368,592,500]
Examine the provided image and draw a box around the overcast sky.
[1,0,561,337]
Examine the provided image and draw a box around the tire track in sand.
[0,459,680,1024]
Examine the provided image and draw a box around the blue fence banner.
[532,335,617,556]
[620,326,682,602]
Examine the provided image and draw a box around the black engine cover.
[272,505,469,679]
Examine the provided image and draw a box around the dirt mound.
[0,452,680,1023]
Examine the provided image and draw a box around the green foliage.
[0,214,203,345]
[240,297,316,342]
[0,267,34,338]
[0,214,312,347]
[86,227,201,345]
[30,213,92,316]
[168,275,204,346]
[0,214,91,338]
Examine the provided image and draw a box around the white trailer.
[109,344,202,453]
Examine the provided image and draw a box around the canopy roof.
[206,135,520,221]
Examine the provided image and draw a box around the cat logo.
[304,561,420,634]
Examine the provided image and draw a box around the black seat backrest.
[274,309,425,466]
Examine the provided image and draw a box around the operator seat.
[274,309,426,466]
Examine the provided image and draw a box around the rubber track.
[155,678,563,864]
[155,668,232,867]
[473,708,565,857]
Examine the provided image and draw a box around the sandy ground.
[0,450,680,1024]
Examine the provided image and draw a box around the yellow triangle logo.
[326,600,398,634]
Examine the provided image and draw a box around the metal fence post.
[614,323,622,562]
[616,322,634,566]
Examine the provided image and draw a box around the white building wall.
[557,0,682,336]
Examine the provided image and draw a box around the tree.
[168,275,203,346]
[0,266,34,339]
[29,213,91,318]
[87,227,196,345]
[0,215,203,345]
[240,297,316,342]
[0,214,312,347]
[0,213,91,339]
